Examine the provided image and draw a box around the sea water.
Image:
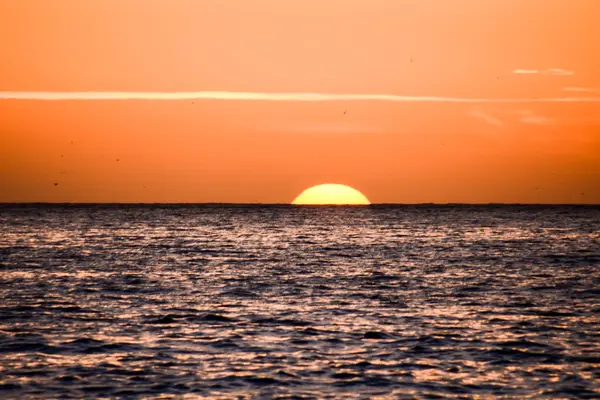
[1,204,599,398]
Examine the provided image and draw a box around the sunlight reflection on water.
[1,204,599,398]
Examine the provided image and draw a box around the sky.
[1,0,599,203]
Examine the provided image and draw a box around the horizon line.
[2,91,600,103]
[1,202,598,206]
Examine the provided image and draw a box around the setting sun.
[292,184,370,205]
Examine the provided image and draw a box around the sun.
[292,184,370,205]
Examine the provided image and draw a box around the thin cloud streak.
[521,115,555,125]
[512,68,574,76]
[1,91,600,103]
[563,87,597,93]
[517,110,555,126]
[547,68,575,76]
[513,69,539,75]
[469,108,503,127]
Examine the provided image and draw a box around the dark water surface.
[1,204,599,399]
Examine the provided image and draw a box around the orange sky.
[1,0,599,203]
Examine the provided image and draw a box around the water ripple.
[0,204,599,398]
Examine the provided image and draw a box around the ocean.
[1,204,599,399]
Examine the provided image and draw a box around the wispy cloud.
[469,108,503,127]
[516,109,600,126]
[517,110,555,125]
[512,69,539,75]
[563,87,597,93]
[1,91,600,103]
[512,68,574,76]
[521,115,555,125]
[547,68,575,76]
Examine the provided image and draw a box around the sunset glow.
[1,1,599,203]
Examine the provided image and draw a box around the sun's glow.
[292,184,370,205]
